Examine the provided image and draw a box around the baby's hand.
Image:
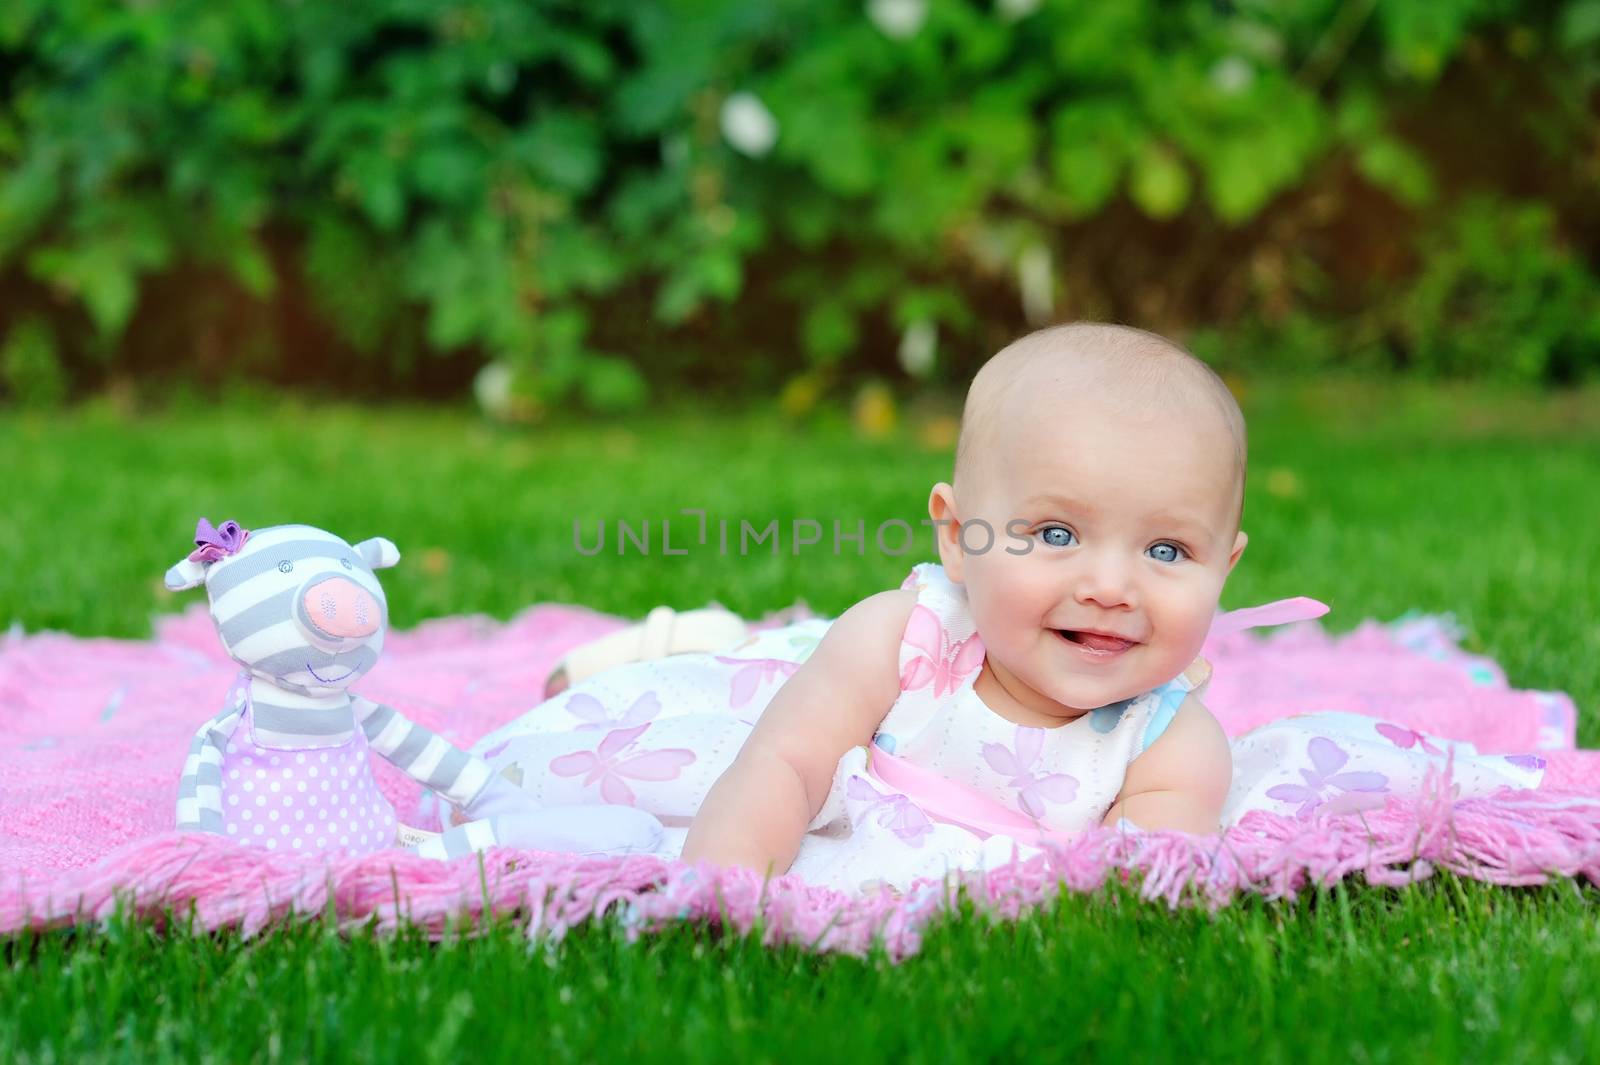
[679,586,917,873]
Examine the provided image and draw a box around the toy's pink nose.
[303,577,379,639]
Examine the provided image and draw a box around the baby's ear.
[926,482,965,583]
[164,558,208,591]
[1227,530,1248,576]
[354,537,400,570]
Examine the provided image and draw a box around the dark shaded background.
[2,0,1597,412]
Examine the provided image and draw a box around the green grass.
[3,880,1598,1064]
[3,374,1599,1062]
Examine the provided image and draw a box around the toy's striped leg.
[406,818,503,860]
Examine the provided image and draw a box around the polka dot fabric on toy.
[216,704,398,856]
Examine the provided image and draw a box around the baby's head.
[929,322,1248,719]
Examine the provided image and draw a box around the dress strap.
[1137,676,1196,756]
[1209,596,1329,638]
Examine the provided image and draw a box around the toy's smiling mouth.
[306,662,357,684]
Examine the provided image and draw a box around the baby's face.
[934,398,1246,718]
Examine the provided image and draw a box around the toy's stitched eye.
[278,560,294,573]
[340,558,353,570]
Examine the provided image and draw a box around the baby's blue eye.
[1039,527,1074,548]
[1148,543,1185,563]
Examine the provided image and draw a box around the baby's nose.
[303,576,380,639]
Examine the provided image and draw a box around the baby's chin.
[1054,681,1157,714]
[1043,658,1179,711]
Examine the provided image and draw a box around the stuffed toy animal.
[165,518,662,860]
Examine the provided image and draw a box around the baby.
[471,326,1545,880]
[679,321,1248,875]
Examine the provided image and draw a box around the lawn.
[2,374,1598,1062]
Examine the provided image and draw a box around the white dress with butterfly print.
[465,561,1548,894]
[464,561,1195,892]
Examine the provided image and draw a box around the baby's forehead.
[956,324,1247,502]
[1002,356,1210,417]
[994,379,1228,454]
[997,402,1240,503]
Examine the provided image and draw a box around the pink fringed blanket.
[1,604,1596,956]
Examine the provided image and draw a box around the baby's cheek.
[1171,605,1220,652]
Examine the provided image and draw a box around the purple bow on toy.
[188,519,251,563]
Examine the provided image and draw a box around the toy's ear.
[164,558,208,591]
[354,537,400,570]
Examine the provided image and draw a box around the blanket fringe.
[4,777,1597,958]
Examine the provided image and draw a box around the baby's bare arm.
[679,587,916,876]
[1101,695,1232,833]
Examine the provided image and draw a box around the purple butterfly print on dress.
[1374,722,1445,756]
[846,777,934,847]
[981,727,1079,821]
[1265,736,1390,819]
[547,722,695,805]
[713,656,801,709]
[899,605,984,698]
[565,690,662,732]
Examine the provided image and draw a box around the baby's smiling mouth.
[1053,629,1139,654]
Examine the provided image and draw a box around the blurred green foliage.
[1,0,1598,408]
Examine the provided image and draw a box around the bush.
[0,0,1597,407]
[1391,198,1600,383]
[0,316,66,407]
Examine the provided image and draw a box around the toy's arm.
[351,695,494,809]
[175,702,244,832]
[351,698,665,859]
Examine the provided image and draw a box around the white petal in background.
[1211,55,1254,95]
[1018,245,1055,325]
[996,0,1041,21]
[898,319,938,378]
[868,0,927,39]
[720,92,779,158]
[473,361,515,418]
